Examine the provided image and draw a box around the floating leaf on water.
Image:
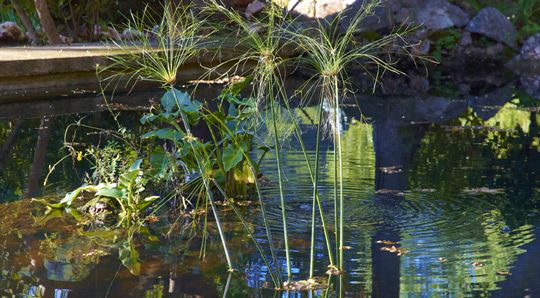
[438,257,448,263]
[496,271,512,276]
[378,166,403,174]
[340,245,352,250]
[283,279,327,291]
[380,246,408,256]
[376,240,400,245]
[236,200,256,207]
[326,265,342,276]
[375,189,404,196]
[463,187,504,194]
[472,262,484,268]
[82,249,108,258]
[145,215,160,223]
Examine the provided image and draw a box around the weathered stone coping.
[0,42,254,103]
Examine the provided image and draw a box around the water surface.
[0,80,539,297]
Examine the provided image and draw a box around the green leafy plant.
[36,159,159,227]
[431,29,461,62]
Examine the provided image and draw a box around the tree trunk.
[33,0,62,44]
[11,0,38,42]
[24,116,54,198]
[0,118,23,169]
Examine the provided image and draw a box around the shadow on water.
[0,71,539,297]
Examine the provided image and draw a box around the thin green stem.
[334,78,345,271]
[279,88,335,268]
[333,98,339,267]
[204,178,233,270]
[309,102,324,278]
[169,84,234,271]
[203,109,281,284]
[212,181,280,287]
[270,97,291,279]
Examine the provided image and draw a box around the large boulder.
[412,0,469,31]
[287,0,356,19]
[506,33,540,73]
[520,74,540,100]
[393,0,469,31]
[465,7,517,48]
[520,32,540,61]
[0,22,26,43]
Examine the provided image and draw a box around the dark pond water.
[0,76,539,297]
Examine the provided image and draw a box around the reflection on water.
[0,83,539,297]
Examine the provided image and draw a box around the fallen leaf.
[496,271,512,276]
[375,189,405,197]
[463,187,504,194]
[376,240,400,245]
[472,262,484,268]
[326,265,342,276]
[438,257,448,263]
[145,215,160,223]
[380,246,408,256]
[378,166,403,174]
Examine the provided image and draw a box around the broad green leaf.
[129,159,143,171]
[119,241,141,275]
[142,128,183,141]
[96,187,125,199]
[161,88,190,113]
[137,196,159,210]
[59,184,106,206]
[222,144,244,172]
[140,113,158,124]
[31,198,64,209]
[150,148,170,178]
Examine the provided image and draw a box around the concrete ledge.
[0,43,255,103]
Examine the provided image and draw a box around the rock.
[59,34,73,45]
[287,0,393,31]
[412,39,430,55]
[393,0,469,31]
[469,83,514,119]
[287,0,354,18]
[106,26,122,41]
[520,32,540,61]
[413,0,469,31]
[409,74,430,93]
[122,28,144,40]
[344,1,394,32]
[449,40,506,66]
[459,31,472,46]
[465,7,517,48]
[0,22,26,43]
[245,0,265,19]
[520,74,540,100]
[507,32,540,73]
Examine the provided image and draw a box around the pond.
[0,75,539,297]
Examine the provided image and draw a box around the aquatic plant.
[36,158,159,227]
[102,3,206,87]
[37,0,419,290]
[205,0,299,283]
[286,0,415,276]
